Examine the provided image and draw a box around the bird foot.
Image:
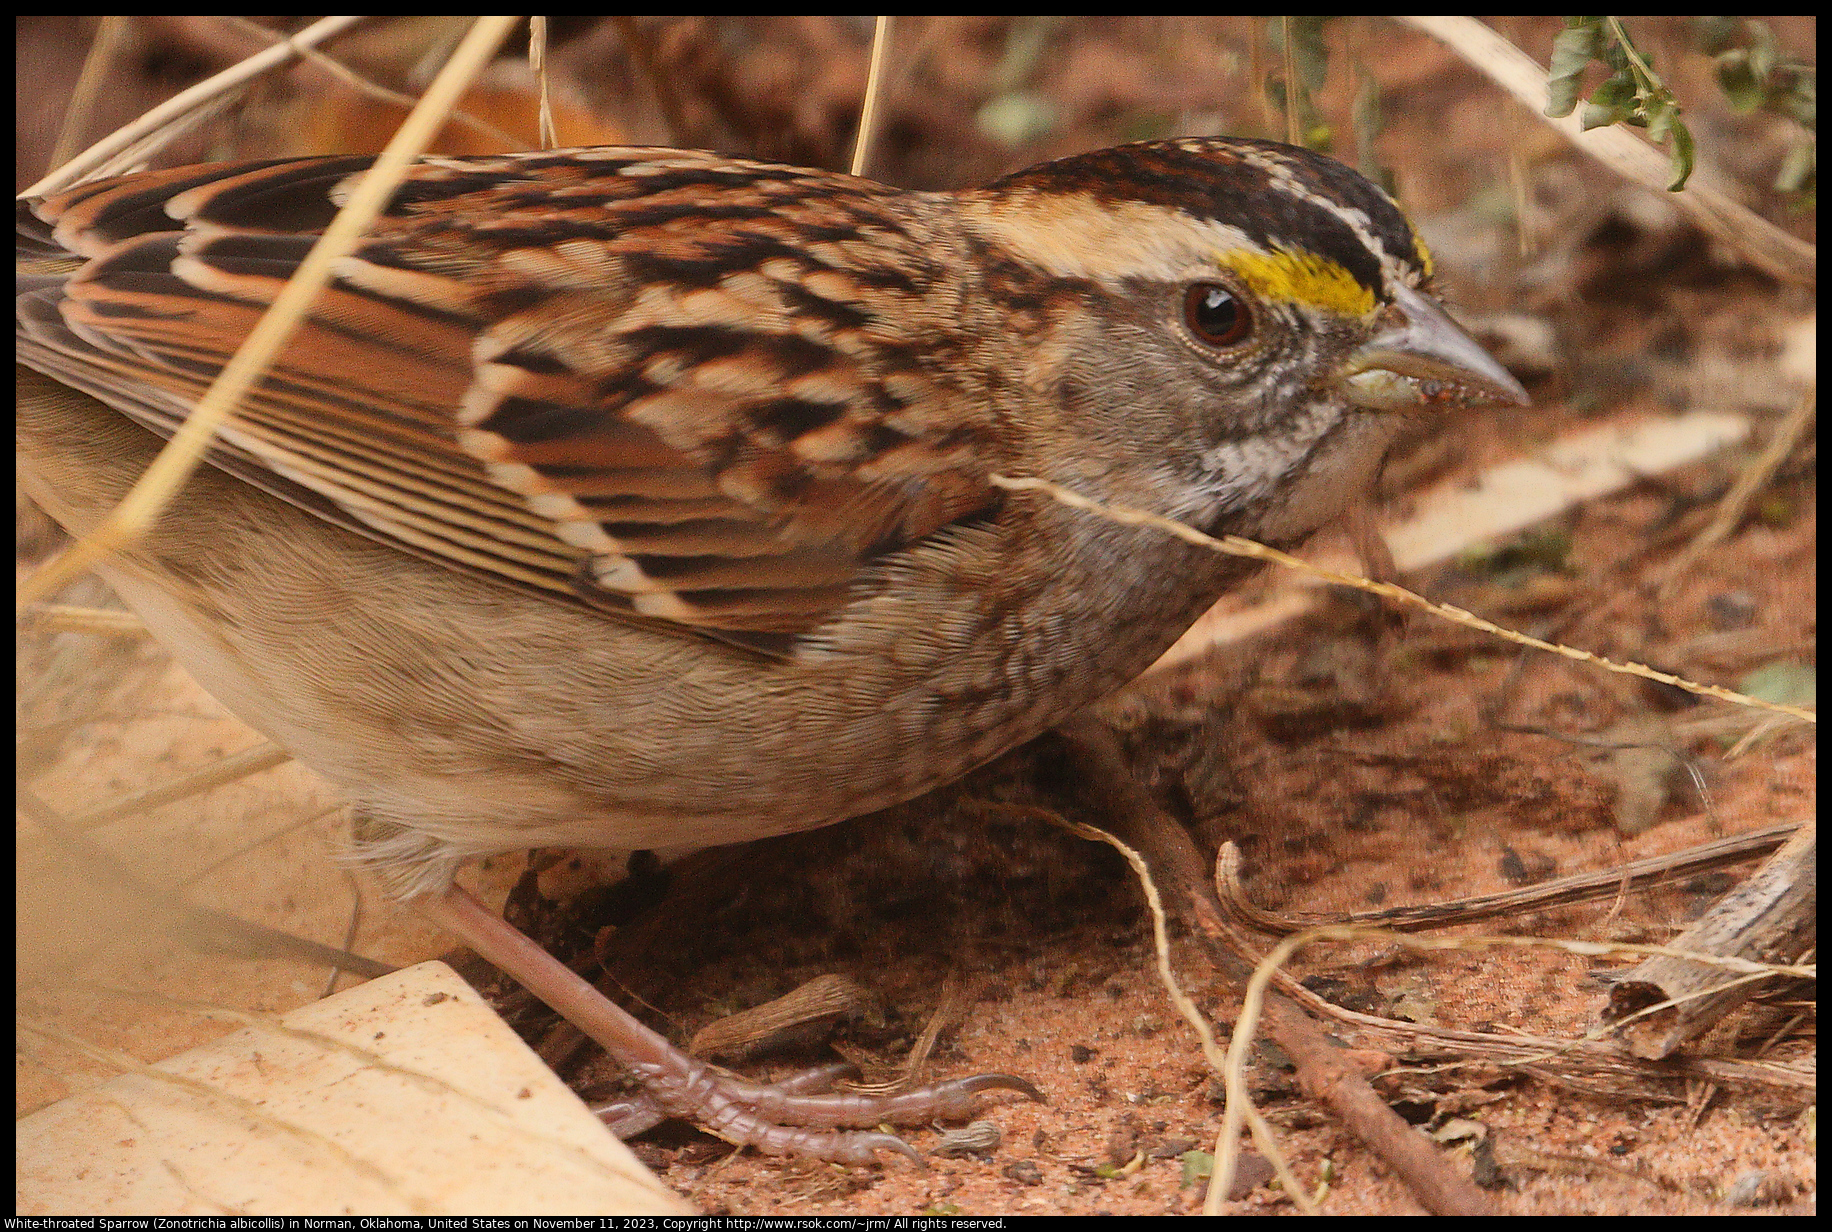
[422,884,1042,1165]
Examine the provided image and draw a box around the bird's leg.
[594,1060,864,1140]
[421,884,1042,1165]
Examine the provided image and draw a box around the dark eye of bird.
[1183,283,1252,348]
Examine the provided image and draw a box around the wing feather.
[17,150,1002,637]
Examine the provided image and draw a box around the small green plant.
[1696,17,1815,201]
[1545,16,1696,190]
[1265,16,1338,151]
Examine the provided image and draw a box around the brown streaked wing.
[16,150,1003,636]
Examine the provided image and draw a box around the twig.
[685,974,874,1061]
[1397,16,1814,287]
[1049,717,1497,1217]
[1603,822,1816,1058]
[1656,388,1816,598]
[1061,817,1313,1213]
[1214,823,1800,936]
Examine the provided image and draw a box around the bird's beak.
[1336,283,1529,412]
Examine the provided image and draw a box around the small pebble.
[1723,1170,1788,1208]
[1003,1159,1043,1186]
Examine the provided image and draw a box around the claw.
[850,1131,927,1169]
[953,1072,1047,1103]
[913,1071,1048,1120]
[593,1092,665,1138]
[772,1060,862,1097]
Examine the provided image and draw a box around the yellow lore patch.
[1408,217,1435,279]
[1213,246,1378,318]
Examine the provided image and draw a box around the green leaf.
[1718,54,1766,114]
[975,92,1061,147]
[1646,99,1675,142]
[1546,25,1602,117]
[1736,661,1816,708]
[1771,66,1815,129]
[1590,74,1638,109]
[1775,140,1815,194]
[1693,16,1741,56]
[1748,22,1778,81]
[1665,118,1696,190]
[1181,1150,1216,1189]
[1287,16,1335,94]
[1581,98,1634,130]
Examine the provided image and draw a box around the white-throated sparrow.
[18,137,1526,1162]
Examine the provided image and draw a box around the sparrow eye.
[1183,282,1252,348]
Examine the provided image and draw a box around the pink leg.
[421,885,1042,1165]
[596,1060,862,1139]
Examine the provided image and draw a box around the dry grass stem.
[529,16,557,149]
[219,14,526,150]
[62,743,293,832]
[19,604,147,637]
[1658,389,1817,598]
[852,16,894,177]
[1604,823,1816,1058]
[991,473,1815,724]
[20,14,369,198]
[1058,821,1304,1213]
